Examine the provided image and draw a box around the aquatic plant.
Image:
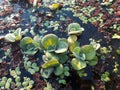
[67,23,84,36]
[0,77,12,89]
[41,34,69,53]
[101,72,110,82]
[20,36,39,55]
[5,28,22,42]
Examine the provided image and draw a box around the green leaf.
[41,34,58,51]
[41,68,54,78]
[14,28,22,41]
[71,58,86,70]
[112,34,120,39]
[20,37,33,50]
[69,41,79,52]
[87,56,98,66]
[54,64,64,76]
[77,70,87,77]
[58,54,68,64]
[72,47,86,60]
[55,39,69,53]
[67,35,77,43]
[42,59,59,69]
[67,23,84,35]
[5,33,16,42]
[81,45,96,60]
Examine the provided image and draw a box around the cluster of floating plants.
[0,0,120,90]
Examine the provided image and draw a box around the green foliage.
[67,23,84,35]
[20,37,39,55]
[44,82,55,90]
[54,64,64,76]
[101,72,110,82]
[41,34,58,51]
[5,28,22,42]
[55,38,69,53]
[71,58,86,70]
[41,68,54,78]
[81,45,96,60]
[42,59,59,69]
[0,77,13,89]
[24,60,39,74]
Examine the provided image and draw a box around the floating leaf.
[77,70,87,77]
[41,34,58,51]
[42,59,59,69]
[58,54,68,64]
[20,37,39,55]
[112,34,120,39]
[20,37,33,50]
[14,28,22,41]
[81,45,96,60]
[49,3,60,10]
[55,39,69,53]
[54,64,64,76]
[41,68,54,78]
[67,35,77,43]
[67,23,84,35]
[69,41,79,52]
[5,33,16,42]
[71,58,86,70]
[73,47,86,60]
[87,56,98,66]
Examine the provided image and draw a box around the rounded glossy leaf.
[41,34,58,51]
[55,39,69,53]
[5,33,16,42]
[81,45,96,60]
[71,58,86,70]
[20,37,33,50]
[67,23,84,35]
[54,64,64,76]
